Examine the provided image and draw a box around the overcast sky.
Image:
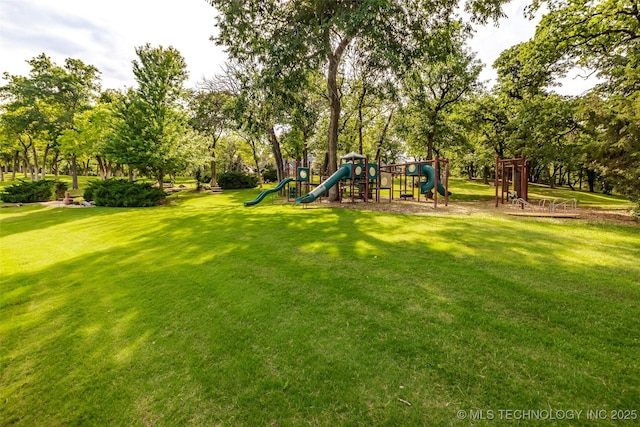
[0,0,596,95]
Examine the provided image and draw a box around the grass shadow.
[2,196,639,425]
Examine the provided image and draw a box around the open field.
[1,179,639,425]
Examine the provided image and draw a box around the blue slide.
[419,164,451,196]
[244,178,294,207]
[296,164,352,204]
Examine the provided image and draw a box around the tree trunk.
[96,156,113,179]
[586,169,596,192]
[23,153,30,179]
[41,144,50,181]
[19,139,33,181]
[567,169,575,190]
[426,132,435,161]
[267,126,285,185]
[534,165,543,183]
[321,152,329,177]
[248,137,263,187]
[52,151,60,179]
[303,131,309,168]
[71,154,79,190]
[12,151,18,180]
[326,36,350,202]
[209,137,219,187]
[558,165,564,186]
[579,167,583,190]
[210,156,218,187]
[483,165,490,185]
[31,144,39,182]
[97,156,106,179]
[547,166,555,188]
[375,109,394,163]
[357,86,367,155]
[327,62,341,200]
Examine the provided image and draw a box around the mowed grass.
[1,187,639,426]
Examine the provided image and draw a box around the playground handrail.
[551,198,578,213]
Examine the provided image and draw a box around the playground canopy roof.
[340,152,366,161]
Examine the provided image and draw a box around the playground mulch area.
[309,199,638,225]
[576,207,638,224]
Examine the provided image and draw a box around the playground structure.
[495,156,528,208]
[294,152,373,204]
[243,178,294,207]
[242,154,579,218]
[294,154,450,207]
[379,158,450,207]
[495,155,579,217]
[243,153,451,208]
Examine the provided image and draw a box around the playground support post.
[521,157,528,203]
[433,157,450,208]
[495,156,499,208]
[495,156,528,208]
[445,159,449,207]
[434,157,441,208]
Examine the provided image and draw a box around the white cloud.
[468,1,538,86]
[0,0,226,90]
[0,0,598,95]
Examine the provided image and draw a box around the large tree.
[217,60,289,183]
[208,0,509,200]
[58,99,120,183]
[189,79,233,187]
[527,0,639,95]
[400,21,483,161]
[108,45,207,186]
[0,54,100,184]
[526,0,640,206]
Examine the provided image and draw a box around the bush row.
[217,171,259,189]
[1,173,258,206]
[83,179,166,207]
[1,180,67,203]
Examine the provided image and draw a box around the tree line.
[1,0,637,209]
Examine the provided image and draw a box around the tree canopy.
[107,44,208,186]
[207,0,510,200]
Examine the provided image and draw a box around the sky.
[0,0,597,95]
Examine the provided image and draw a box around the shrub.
[262,166,277,183]
[217,171,259,189]
[54,182,68,199]
[0,180,68,203]
[83,179,167,207]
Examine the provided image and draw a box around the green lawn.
[1,183,639,425]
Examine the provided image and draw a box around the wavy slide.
[295,164,352,204]
[243,178,294,207]
[419,164,451,196]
